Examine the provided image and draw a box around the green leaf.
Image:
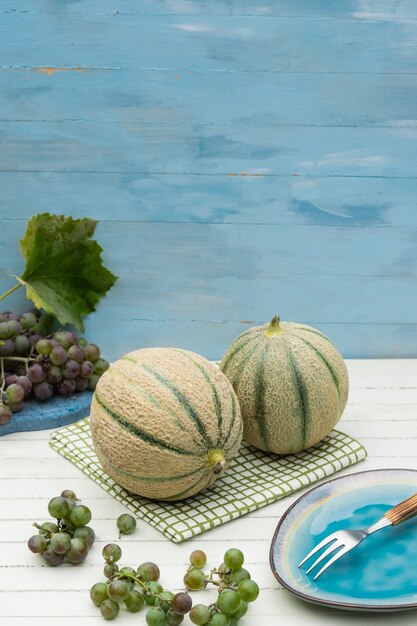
[18,213,117,332]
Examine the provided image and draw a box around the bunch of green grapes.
[90,544,193,624]
[0,308,109,425]
[27,489,95,566]
[184,549,259,626]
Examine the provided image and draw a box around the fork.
[298,491,417,580]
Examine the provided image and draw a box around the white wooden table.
[1,360,417,625]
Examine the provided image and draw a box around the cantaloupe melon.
[220,316,348,455]
[90,347,243,501]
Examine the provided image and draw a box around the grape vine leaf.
[17,213,118,332]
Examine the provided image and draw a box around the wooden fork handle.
[384,492,417,525]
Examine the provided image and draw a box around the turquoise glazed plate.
[270,469,417,612]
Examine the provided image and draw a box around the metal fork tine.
[298,534,338,568]
[305,540,343,575]
[313,545,350,580]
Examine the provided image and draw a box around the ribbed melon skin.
[90,347,242,501]
[220,320,349,454]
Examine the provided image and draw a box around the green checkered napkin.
[50,417,367,543]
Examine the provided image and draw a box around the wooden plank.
[1,13,417,73]
[1,173,417,228]
[2,68,417,127]
[3,1,417,19]
[0,122,416,177]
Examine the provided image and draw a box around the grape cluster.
[185,549,259,626]
[90,544,193,624]
[27,489,95,566]
[0,308,109,425]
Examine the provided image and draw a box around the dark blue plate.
[270,469,417,611]
[0,391,93,436]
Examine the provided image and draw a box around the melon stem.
[265,315,283,337]
[208,449,226,474]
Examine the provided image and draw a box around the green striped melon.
[90,347,243,501]
[220,316,349,455]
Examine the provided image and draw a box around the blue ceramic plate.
[270,469,417,611]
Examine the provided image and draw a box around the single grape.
[209,615,229,626]
[28,363,45,384]
[6,312,20,321]
[80,360,94,378]
[190,550,207,569]
[166,610,184,625]
[20,312,37,330]
[184,568,207,591]
[171,592,192,615]
[78,337,87,347]
[15,375,32,396]
[0,321,12,339]
[28,333,42,347]
[104,562,119,578]
[38,521,59,535]
[223,549,244,572]
[102,543,122,563]
[119,566,136,577]
[117,513,137,535]
[68,344,85,363]
[14,334,31,355]
[57,378,76,395]
[43,545,65,566]
[94,358,110,375]
[108,579,130,603]
[0,404,12,424]
[237,580,259,603]
[73,525,95,548]
[27,534,47,553]
[216,590,240,616]
[144,581,163,606]
[50,532,71,555]
[69,504,92,527]
[74,377,89,392]
[5,373,17,386]
[189,604,210,625]
[7,320,22,336]
[90,582,109,607]
[61,489,77,500]
[65,537,89,564]
[54,330,77,350]
[87,374,100,391]
[125,589,145,612]
[229,568,251,585]
[46,365,63,385]
[146,607,167,626]
[36,338,53,355]
[0,339,14,356]
[100,598,120,620]
[84,343,100,362]
[50,346,68,366]
[48,496,69,519]
[137,562,160,582]
[8,400,24,412]
[157,590,174,612]
[62,359,80,379]
[233,599,248,620]
[34,381,54,401]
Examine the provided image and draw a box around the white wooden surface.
[1,359,417,625]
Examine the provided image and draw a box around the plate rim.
[269,467,417,612]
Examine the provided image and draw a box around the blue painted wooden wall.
[1,0,416,360]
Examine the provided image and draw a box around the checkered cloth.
[50,417,367,542]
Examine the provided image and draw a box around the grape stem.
[0,358,5,400]
[113,571,166,602]
[0,282,23,302]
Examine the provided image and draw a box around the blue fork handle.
[384,492,417,525]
